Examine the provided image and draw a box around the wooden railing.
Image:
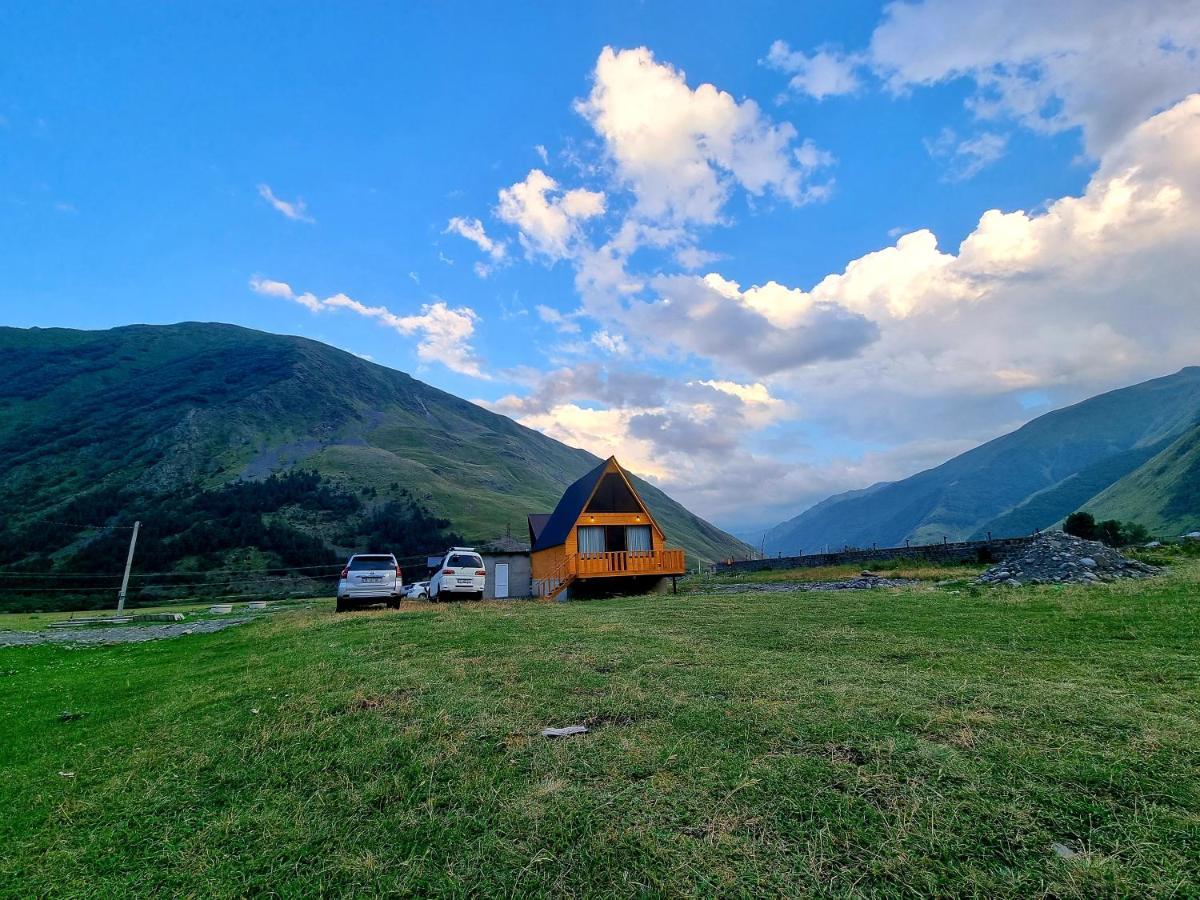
[534,548,687,598]
[574,548,686,578]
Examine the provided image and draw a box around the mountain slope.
[1079,423,1200,536]
[0,323,750,565]
[764,367,1200,554]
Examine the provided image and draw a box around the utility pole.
[116,521,140,613]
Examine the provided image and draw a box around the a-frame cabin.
[528,456,686,599]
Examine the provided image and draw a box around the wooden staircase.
[535,554,575,600]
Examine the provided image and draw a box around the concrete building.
[478,536,532,599]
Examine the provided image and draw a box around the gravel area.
[707,576,919,594]
[978,531,1161,586]
[0,617,253,648]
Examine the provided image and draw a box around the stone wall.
[712,535,1037,575]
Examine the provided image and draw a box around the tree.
[1064,511,1097,540]
[1096,519,1124,547]
[1121,521,1151,546]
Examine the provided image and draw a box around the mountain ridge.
[764,367,1200,553]
[0,322,751,566]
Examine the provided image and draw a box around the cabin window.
[586,473,642,513]
[626,525,652,554]
[578,525,605,555]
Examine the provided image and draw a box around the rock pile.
[978,531,1161,586]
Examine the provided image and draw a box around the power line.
[0,577,337,593]
[0,564,343,579]
[0,552,443,579]
[29,520,137,530]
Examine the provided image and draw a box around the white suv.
[429,548,486,601]
[336,554,403,612]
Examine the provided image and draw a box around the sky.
[3,1,1200,535]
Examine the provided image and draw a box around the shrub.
[1064,511,1097,540]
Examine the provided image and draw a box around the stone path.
[0,617,253,648]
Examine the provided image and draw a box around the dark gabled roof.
[527,513,552,545]
[531,457,610,551]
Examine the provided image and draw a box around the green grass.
[2,566,1199,896]
[695,558,986,587]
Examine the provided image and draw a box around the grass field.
[2,565,1198,896]
[691,558,988,587]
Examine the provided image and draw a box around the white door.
[494,563,509,598]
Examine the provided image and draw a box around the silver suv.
[336,554,402,612]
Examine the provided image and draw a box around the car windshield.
[349,556,395,571]
[447,554,482,568]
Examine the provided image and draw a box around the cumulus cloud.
[575,46,834,226]
[249,276,486,377]
[500,94,1200,527]
[771,0,1200,156]
[257,184,315,223]
[615,272,879,376]
[772,93,1200,427]
[444,216,508,272]
[764,40,863,99]
[488,365,793,513]
[496,169,606,260]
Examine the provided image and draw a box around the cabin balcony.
[573,547,686,578]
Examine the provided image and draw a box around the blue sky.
[3,2,1199,533]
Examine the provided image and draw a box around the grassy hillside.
[0,323,749,568]
[1080,423,1200,536]
[765,368,1200,554]
[3,566,1198,895]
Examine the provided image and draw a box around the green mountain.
[764,367,1200,554]
[0,323,749,569]
[1079,423,1200,536]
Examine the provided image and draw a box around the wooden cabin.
[528,456,686,599]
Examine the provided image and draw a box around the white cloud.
[771,92,1200,421]
[496,169,606,260]
[575,46,834,226]
[248,275,322,312]
[924,128,1009,180]
[534,144,549,164]
[497,94,1200,527]
[445,216,508,266]
[535,304,581,334]
[249,276,486,377]
[488,365,792,515]
[590,330,629,356]
[257,184,315,223]
[771,0,1200,156]
[764,41,863,99]
[612,271,879,376]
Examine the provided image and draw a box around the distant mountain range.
[764,367,1200,554]
[0,323,750,570]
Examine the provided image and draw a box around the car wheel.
[387,596,400,610]
[336,597,348,613]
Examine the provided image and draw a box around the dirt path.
[0,617,253,648]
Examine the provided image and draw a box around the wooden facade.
[528,457,686,598]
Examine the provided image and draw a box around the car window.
[447,554,482,568]
[349,556,395,570]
